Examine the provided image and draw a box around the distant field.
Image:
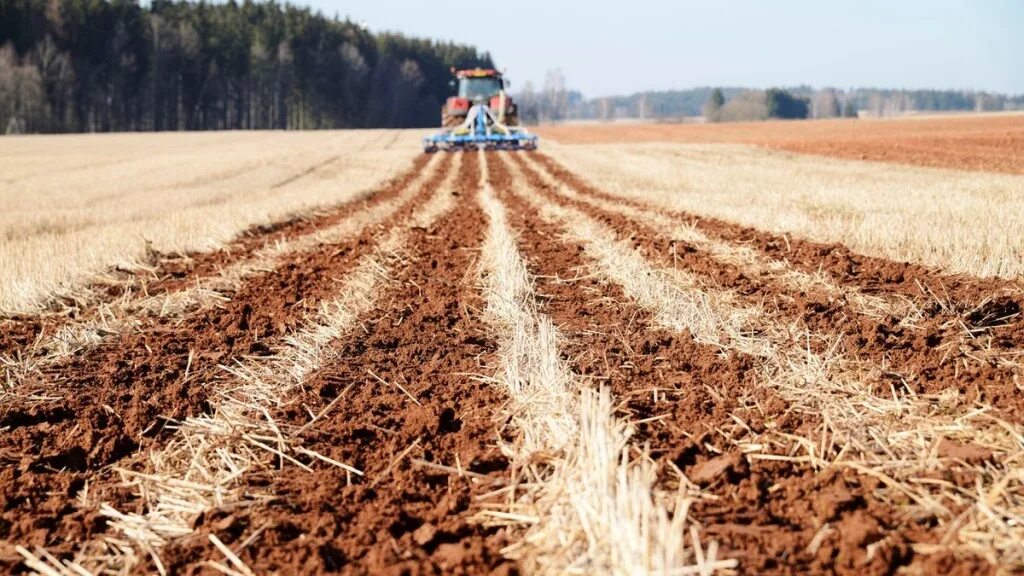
[543,141,1024,278]
[538,112,1024,174]
[0,130,420,313]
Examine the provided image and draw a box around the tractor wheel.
[503,112,519,126]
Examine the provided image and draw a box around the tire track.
[0,154,450,573]
[497,153,1024,572]
[270,154,342,190]
[515,154,1024,420]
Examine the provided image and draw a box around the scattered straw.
[508,154,1024,568]
[476,150,733,574]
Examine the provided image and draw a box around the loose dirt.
[4,142,1021,574]
[0,154,446,571]
[490,152,997,574]
[151,152,516,574]
[524,153,1024,421]
[537,113,1024,175]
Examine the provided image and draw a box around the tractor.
[441,68,519,127]
[424,68,537,153]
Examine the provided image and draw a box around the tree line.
[0,0,493,134]
[557,85,1024,123]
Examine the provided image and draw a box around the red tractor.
[441,68,519,127]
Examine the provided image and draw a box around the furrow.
[14,155,466,575]
[515,153,1024,420]
[517,152,915,321]
[153,149,516,574]
[531,152,1024,315]
[477,151,734,575]
[0,155,444,404]
[0,156,451,573]
[499,153,1024,571]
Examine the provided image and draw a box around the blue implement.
[424,104,538,153]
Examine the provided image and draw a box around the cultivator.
[423,104,538,153]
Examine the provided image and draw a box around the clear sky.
[310,0,1023,97]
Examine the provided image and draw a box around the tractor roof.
[455,68,501,79]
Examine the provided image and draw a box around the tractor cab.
[442,68,518,127]
[457,71,504,103]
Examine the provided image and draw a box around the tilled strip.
[0,155,450,573]
[514,153,1024,419]
[531,152,1024,329]
[518,153,917,322]
[0,154,434,371]
[478,151,734,574]
[137,150,515,574]
[491,154,989,574]
[16,155,464,575]
[498,153,1024,572]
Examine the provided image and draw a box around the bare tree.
[518,80,538,124]
[813,89,841,118]
[868,93,884,117]
[702,88,724,122]
[0,44,46,133]
[542,68,567,122]
[718,90,768,122]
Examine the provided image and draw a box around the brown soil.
[157,150,516,574]
[3,145,1018,575]
[0,154,432,365]
[0,154,446,571]
[147,153,434,296]
[537,113,1024,175]
[522,154,1024,421]
[488,152,995,575]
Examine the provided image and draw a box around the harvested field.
[538,113,1024,175]
[541,141,1024,278]
[0,130,421,314]
[3,126,1024,575]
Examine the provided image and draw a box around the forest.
[0,0,493,133]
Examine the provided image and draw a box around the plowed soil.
[3,142,1022,574]
[527,154,1024,418]
[537,113,1024,174]
[1,154,447,569]
[493,154,1004,573]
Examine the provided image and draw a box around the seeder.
[423,103,538,153]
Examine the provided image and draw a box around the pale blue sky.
[311,0,1023,97]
